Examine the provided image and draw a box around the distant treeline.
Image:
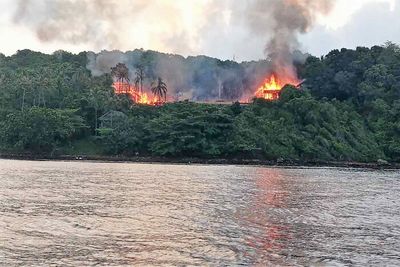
[0,43,399,162]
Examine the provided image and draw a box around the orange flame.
[255,74,299,101]
[113,82,163,105]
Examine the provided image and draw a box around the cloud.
[0,0,399,61]
[301,1,399,56]
[11,0,223,56]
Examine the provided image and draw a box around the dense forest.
[0,43,399,163]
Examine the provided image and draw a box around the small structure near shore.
[99,111,127,129]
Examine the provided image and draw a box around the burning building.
[256,74,294,101]
[111,63,166,105]
[254,74,305,101]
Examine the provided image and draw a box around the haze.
[0,0,397,61]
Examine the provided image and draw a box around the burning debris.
[112,63,168,105]
[113,82,160,105]
[110,60,302,104]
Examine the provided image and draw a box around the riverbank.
[1,153,399,169]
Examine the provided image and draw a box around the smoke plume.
[246,0,334,81]
[13,0,216,55]
[86,50,257,101]
[12,0,335,100]
[13,1,334,65]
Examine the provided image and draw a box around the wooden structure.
[260,89,281,101]
[99,110,128,129]
[113,82,142,103]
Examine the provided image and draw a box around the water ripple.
[0,160,399,266]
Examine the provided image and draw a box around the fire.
[113,82,163,105]
[255,74,300,101]
[137,91,151,105]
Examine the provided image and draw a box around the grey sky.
[0,0,398,61]
[300,1,400,56]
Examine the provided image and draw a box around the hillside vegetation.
[0,43,399,162]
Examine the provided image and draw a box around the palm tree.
[18,70,32,111]
[111,63,130,83]
[134,66,145,95]
[20,76,30,111]
[111,63,130,93]
[151,77,168,103]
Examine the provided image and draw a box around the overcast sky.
[0,0,398,61]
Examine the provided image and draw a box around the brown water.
[0,159,399,266]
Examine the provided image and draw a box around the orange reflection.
[238,168,292,262]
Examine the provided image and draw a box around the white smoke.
[246,0,334,81]
[13,0,222,56]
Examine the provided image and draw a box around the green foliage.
[98,115,146,155]
[0,108,86,153]
[0,46,400,162]
[302,43,400,161]
[62,138,103,156]
[232,94,381,161]
[145,103,234,157]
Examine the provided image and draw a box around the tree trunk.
[95,106,98,135]
[21,88,26,111]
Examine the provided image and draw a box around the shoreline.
[1,153,399,170]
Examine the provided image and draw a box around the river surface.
[0,160,399,266]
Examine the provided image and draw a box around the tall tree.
[19,70,32,111]
[111,63,130,94]
[151,77,168,103]
[134,66,145,95]
[111,63,130,83]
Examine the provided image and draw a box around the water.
[0,160,399,266]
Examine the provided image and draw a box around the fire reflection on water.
[237,168,293,263]
[2,160,399,266]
